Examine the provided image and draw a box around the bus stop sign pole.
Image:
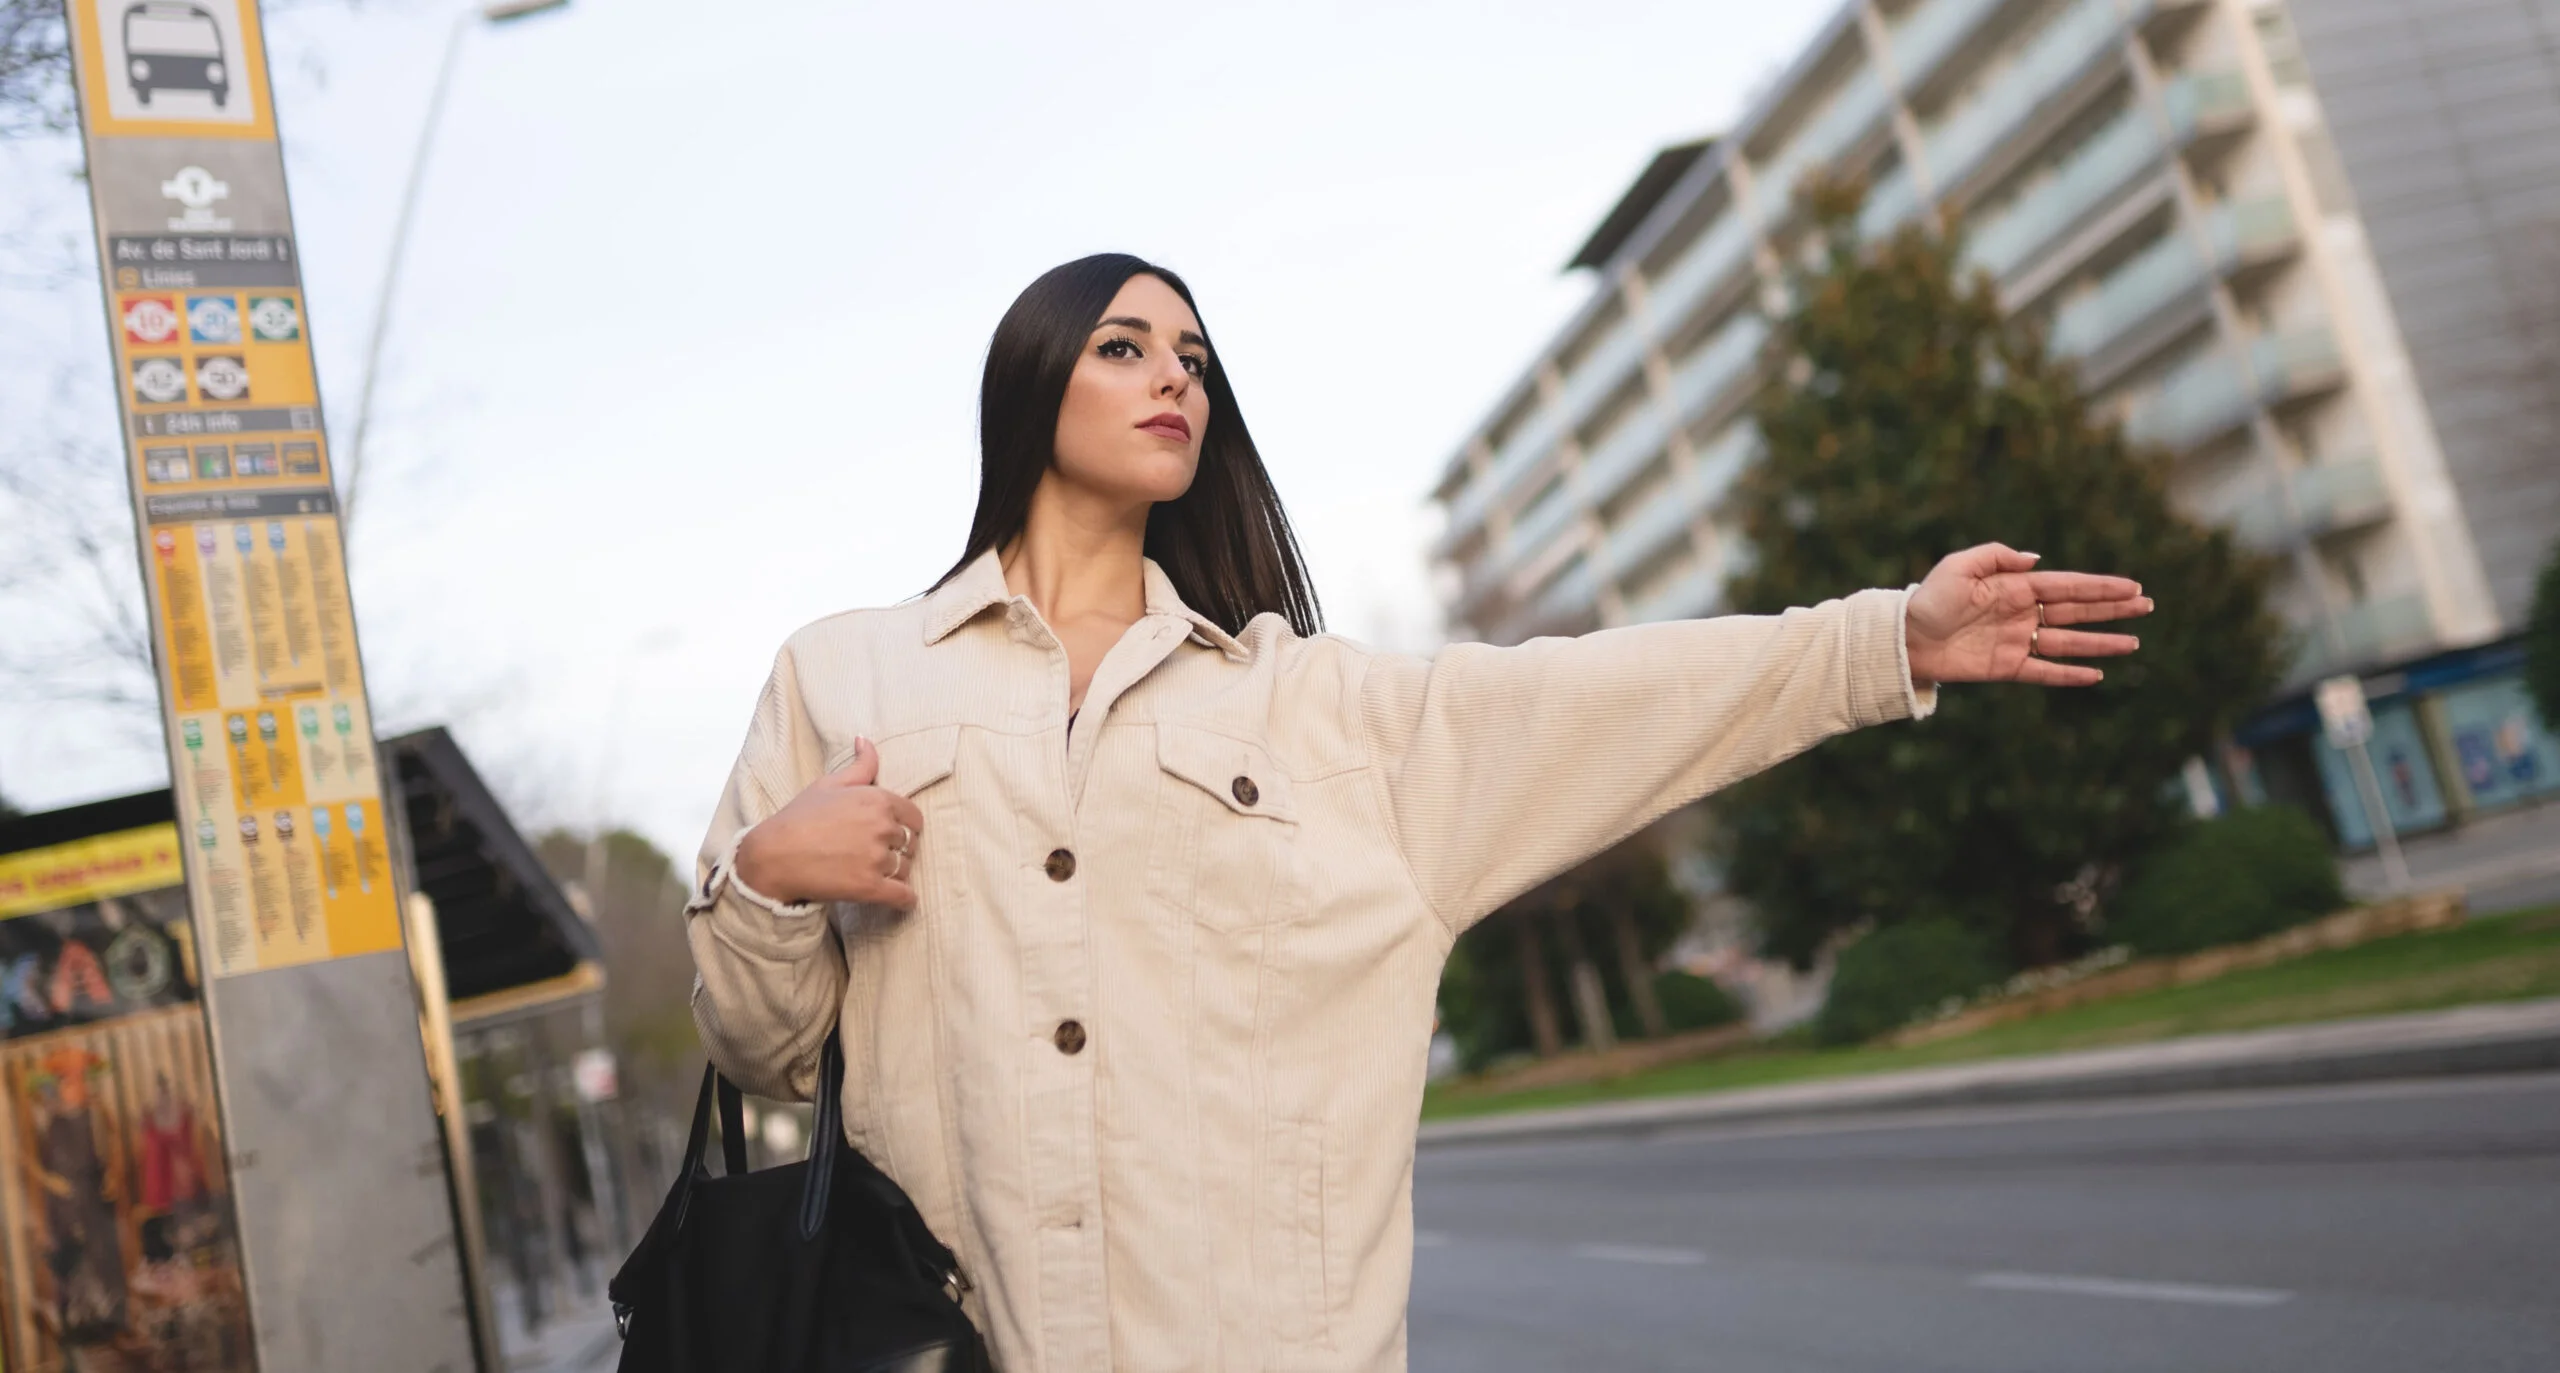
[2316,674,2410,894]
[60,3,481,1368]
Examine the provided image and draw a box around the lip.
[1136,412,1192,442]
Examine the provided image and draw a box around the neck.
[1000,476,1149,629]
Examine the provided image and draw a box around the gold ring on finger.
[896,823,913,855]
[2030,623,2043,657]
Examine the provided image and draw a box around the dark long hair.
[937,253,1323,638]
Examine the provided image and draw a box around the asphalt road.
[1408,1073,2560,1372]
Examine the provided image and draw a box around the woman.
[686,254,2148,1371]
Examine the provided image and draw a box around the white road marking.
[1570,1243,1708,1266]
[1970,1271,2294,1307]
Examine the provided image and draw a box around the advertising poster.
[0,827,252,1372]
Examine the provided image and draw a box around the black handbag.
[609,1035,991,1373]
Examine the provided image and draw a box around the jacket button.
[1044,848,1076,882]
[1231,775,1259,807]
[1053,1020,1087,1055]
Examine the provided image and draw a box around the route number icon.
[132,355,187,403]
[195,353,248,400]
[123,293,180,344]
[247,295,299,340]
[188,292,241,343]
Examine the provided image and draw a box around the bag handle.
[703,1037,846,1237]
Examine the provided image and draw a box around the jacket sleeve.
[683,641,844,1103]
[1357,588,1935,936]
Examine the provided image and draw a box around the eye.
[1096,337,1141,360]
[1179,352,1207,378]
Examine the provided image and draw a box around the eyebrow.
[1095,316,1211,352]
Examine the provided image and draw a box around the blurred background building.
[1429,0,2560,863]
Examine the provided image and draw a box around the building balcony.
[2124,323,2342,452]
[1960,66,2252,287]
[2048,197,2293,381]
[2049,230,2205,360]
[1441,338,1635,556]
[1754,68,1891,223]
[1625,557,1728,625]
[1891,0,2011,94]
[2161,67,2252,142]
[1579,400,1678,509]
[1965,108,2159,279]
[2289,593,2436,684]
[1644,210,1760,355]
[2204,193,2298,270]
[1529,550,1607,632]
[1550,319,1651,450]
[2230,450,2391,549]
[1861,163,1921,239]
[2254,324,2345,401]
[1665,312,1772,422]
[1505,479,1585,569]
[1595,424,1757,589]
[1924,0,2123,199]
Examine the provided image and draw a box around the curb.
[1416,997,2560,1149]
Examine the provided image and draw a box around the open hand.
[734,738,924,909]
[1906,544,2152,687]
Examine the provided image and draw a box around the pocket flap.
[1155,724,1297,823]
[858,725,959,798]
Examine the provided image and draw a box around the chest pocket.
[1150,723,1303,932]
[829,725,959,1162]
[831,725,961,944]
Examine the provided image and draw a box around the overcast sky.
[2,0,1829,862]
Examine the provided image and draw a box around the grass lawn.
[1421,902,2560,1122]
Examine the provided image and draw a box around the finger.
[826,737,879,788]
[1947,542,2040,578]
[1983,543,2043,574]
[866,877,919,911]
[2041,596,2154,626]
[886,794,925,835]
[2023,570,2143,603]
[2015,657,2104,687]
[2034,628,2140,658]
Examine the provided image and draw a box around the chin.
[1093,449,1200,506]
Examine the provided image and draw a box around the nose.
[1154,351,1190,400]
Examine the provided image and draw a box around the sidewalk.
[494,1281,622,1373]
[2343,798,2560,915]
[1415,995,2560,1148]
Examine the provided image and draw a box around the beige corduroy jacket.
[685,548,1936,1373]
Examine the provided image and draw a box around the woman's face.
[1051,273,1211,509]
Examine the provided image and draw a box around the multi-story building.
[1428,0,2560,851]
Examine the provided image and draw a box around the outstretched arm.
[1360,543,2149,936]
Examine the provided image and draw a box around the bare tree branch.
[0,0,73,140]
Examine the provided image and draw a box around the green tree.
[2528,536,2560,733]
[1715,178,2283,972]
[1436,840,1737,1071]
[534,828,704,1127]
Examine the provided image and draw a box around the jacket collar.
[921,548,1249,661]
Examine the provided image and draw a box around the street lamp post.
[341,0,569,528]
